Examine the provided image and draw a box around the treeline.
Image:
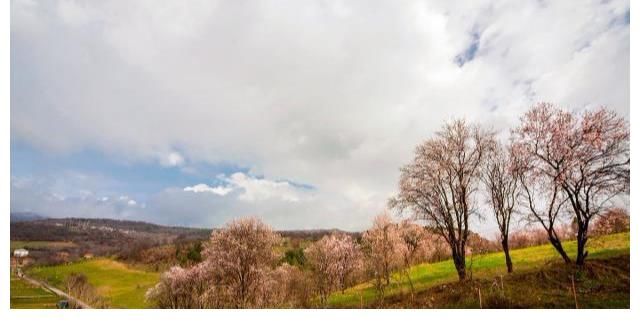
[145,210,628,308]
[146,216,438,308]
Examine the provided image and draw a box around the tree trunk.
[384,262,390,285]
[548,234,571,264]
[452,251,466,281]
[404,269,415,300]
[501,238,513,273]
[576,227,589,266]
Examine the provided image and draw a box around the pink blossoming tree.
[361,213,404,300]
[305,232,363,305]
[390,120,493,280]
[512,103,629,265]
[481,141,519,273]
[203,217,282,307]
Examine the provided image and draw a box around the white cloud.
[160,151,185,167]
[225,172,308,203]
[10,0,629,233]
[184,172,310,202]
[56,0,94,27]
[183,183,232,196]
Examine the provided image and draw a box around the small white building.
[13,248,29,258]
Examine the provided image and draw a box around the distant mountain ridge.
[10,211,45,222]
[9,216,355,241]
[10,217,211,242]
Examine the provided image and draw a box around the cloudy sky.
[10,0,629,234]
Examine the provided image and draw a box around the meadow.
[27,258,160,308]
[328,232,630,307]
[10,273,59,309]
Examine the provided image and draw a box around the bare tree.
[277,264,314,308]
[390,119,493,280]
[481,142,519,273]
[65,272,108,308]
[512,103,629,265]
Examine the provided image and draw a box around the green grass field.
[27,258,160,308]
[10,274,59,309]
[10,240,77,250]
[328,232,630,307]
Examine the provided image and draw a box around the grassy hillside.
[27,258,160,308]
[10,274,59,309]
[387,254,629,308]
[19,232,629,309]
[328,232,630,307]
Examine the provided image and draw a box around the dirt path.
[19,274,92,309]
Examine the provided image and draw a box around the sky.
[10,0,630,234]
